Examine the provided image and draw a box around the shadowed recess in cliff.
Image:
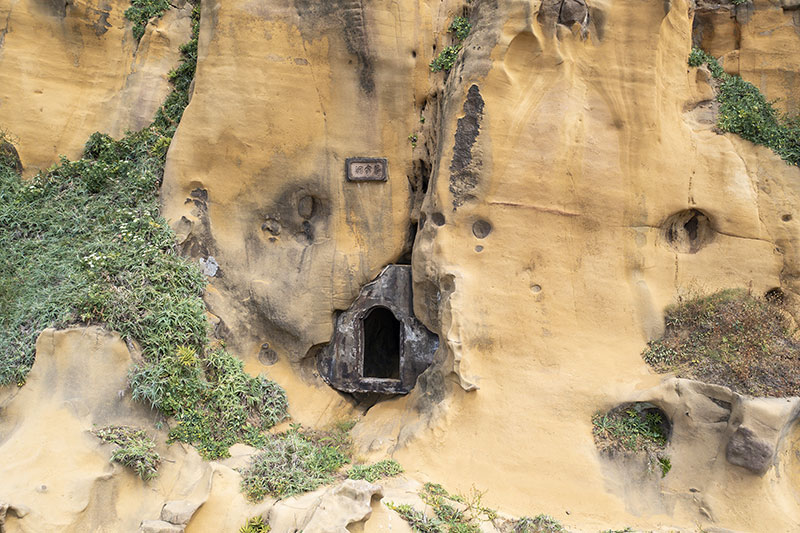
[318,265,438,395]
[449,84,484,208]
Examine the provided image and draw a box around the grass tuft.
[387,482,497,533]
[592,404,671,477]
[642,288,800,397]
[240,423,352,501]
[125,0,171,41]
[514,514,566,532]
[239,516,270,533]
[94,425,160,480]
[347,459,404,482]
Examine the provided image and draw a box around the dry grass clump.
[643,288,800,397]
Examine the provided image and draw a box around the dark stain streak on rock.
[449,84,484,208]
[91,5,112,36]
[294,0,375,95]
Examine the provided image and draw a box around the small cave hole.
[297,195,316,219]
[411,50,417,58]
[593,402,672,461]
[765,287,785,304]
[661,209,713,254]
[362,307,401,380]
[782,214,792,222]
[472,219,492,239]
[431,212,445,226]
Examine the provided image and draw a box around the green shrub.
[125,0,171,41]
[448,16,472,41]
[94,425,160,480]
[130,346,288,459]
[239,516,270,533]
[688,47,799,166]
[387,482,496,533]
[429,15,471,73]
[347,459,404,482]
[430,45,462,72]
[642,288,800,396]
[240,424,352,501]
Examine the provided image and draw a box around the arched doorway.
[362,306,401,379]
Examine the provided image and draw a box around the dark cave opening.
[362,306,401,379]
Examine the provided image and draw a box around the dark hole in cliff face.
[317,265,438,395]
[662,209,713,254]
[765,287,784,304]
[362,307,401,379]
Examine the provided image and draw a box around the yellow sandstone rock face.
[694,0,800,113]
[2,0,800,531]
[0,0,191,174]
[161,0,800,530]
[161,0,458,367]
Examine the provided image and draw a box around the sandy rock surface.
[1,0,800,531]
[0,0,192,174]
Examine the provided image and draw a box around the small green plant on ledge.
[592,404,671,478]
[239,516,270,533]
[94,425,160,481]
[688,47,800,166]
[387,482,497,533]
[347,459,404,482]
[642,288,800,397]
[731,0,748,6]
[449,16,472,41]
[430,15,472,72]
[240,423,353,501]
[125,0,171,41]
[514,514,566,532]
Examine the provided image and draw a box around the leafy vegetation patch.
[387,482,498,533]
[448,16,472,41]
[239,516,270,533]
[0,2,288,459]
[430,16,472,72]
[688,48,800,166]
[592,404,671,477]
[240,423,353,501]
[125,0,171,41]
[347,459,404,482]
[513,514,566,532]
[643,289,800,397]
[94,425,160,480]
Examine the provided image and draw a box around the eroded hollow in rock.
[593,402,672,458]
[317,265,438,395]
[362,307,401,379]
[661,209,714,254]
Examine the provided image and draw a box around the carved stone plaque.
[346,157,388,182]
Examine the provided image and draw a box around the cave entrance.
[362,306,401,379]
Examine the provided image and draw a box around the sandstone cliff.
[1,0,800,531]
